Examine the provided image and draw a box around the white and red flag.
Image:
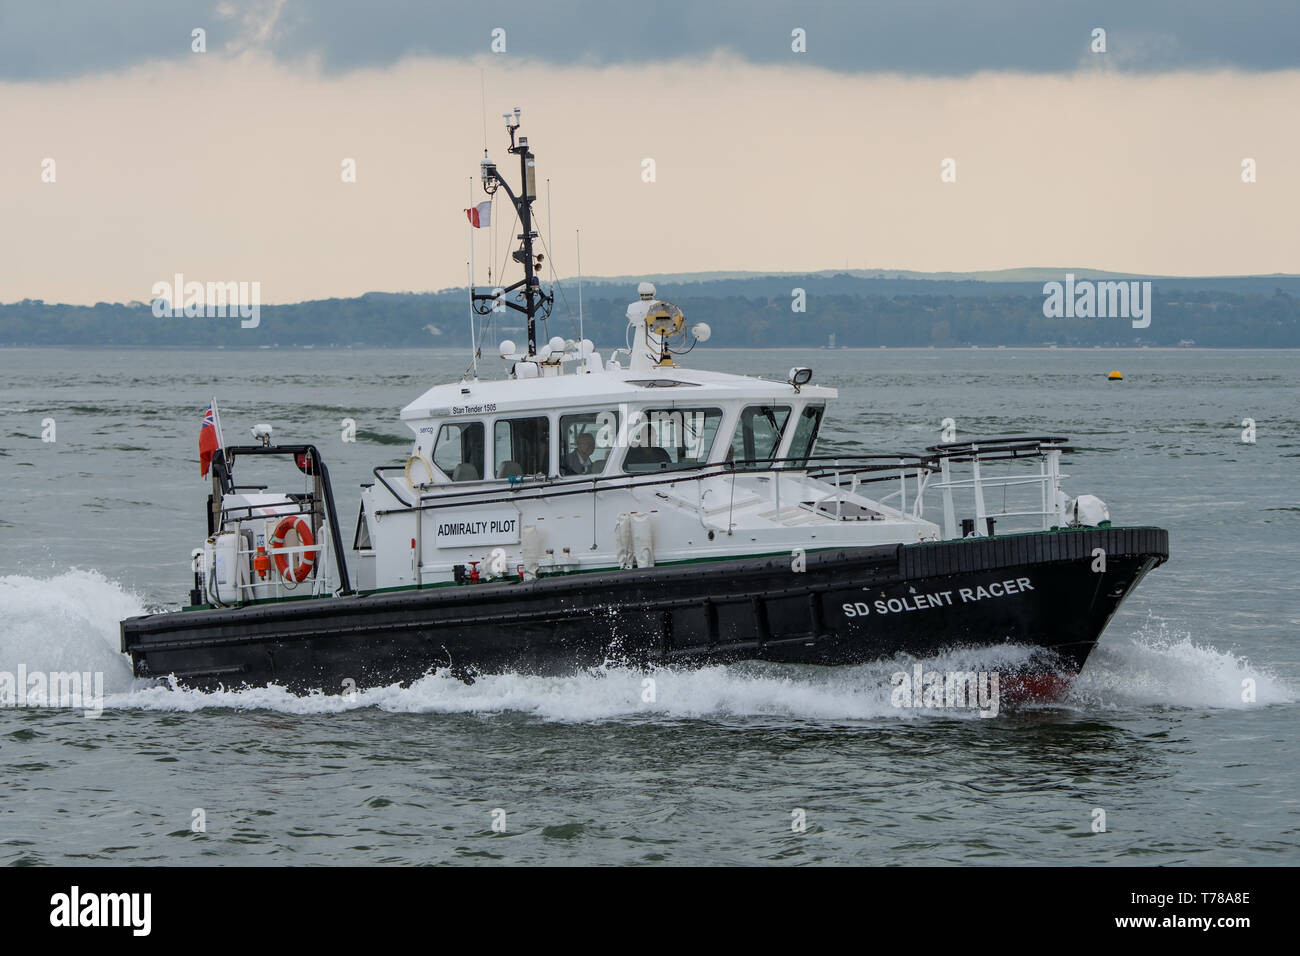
[465,201,492,228]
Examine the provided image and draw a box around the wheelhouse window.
[559,409,618,476]
[493,416,550,479]
[432,421,485,482]
[624,407,723,473]
[729,405,791,468]
[787,404,824,466]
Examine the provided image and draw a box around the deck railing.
[921,437,1073,538]
[206,496,337,604]
[370,436,1074,542]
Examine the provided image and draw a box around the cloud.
[2,0,1299,81]
[4,54,1298,305]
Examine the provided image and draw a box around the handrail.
[220,499,320,521]
[373,465,415,508]
[373,453,937,517]
[926,437,1072,537]
[371,440,1064,502]
[925,436,1073,459]
[808,461,939,483]
[369,436,1076,536]
[218,443,353,595]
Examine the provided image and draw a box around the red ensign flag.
[199,404,219,477]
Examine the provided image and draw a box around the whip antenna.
[576,229,584,344]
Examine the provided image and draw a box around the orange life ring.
[270,515,316,583]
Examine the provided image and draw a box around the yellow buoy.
[1107,370,1123,381]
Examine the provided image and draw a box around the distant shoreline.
[5,276,1297,348]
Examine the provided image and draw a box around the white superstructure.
[350,319,944,591]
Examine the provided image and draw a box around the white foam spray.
[0,570,139,693]
[1,572,1293,721]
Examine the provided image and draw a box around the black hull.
[121,527,1168,694]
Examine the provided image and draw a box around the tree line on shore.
[2,280,1296,348]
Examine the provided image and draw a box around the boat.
[120,110,1169,698]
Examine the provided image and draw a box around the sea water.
[1,347,1296,864]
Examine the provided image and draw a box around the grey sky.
[2,0,1298,80]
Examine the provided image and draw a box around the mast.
[471,108,552,359]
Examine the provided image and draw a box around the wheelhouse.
[399,374,832,488]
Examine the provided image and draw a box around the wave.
[1066,618,1295,711]
[0,570,140,693]
[354,429,412,446]
[1,571,1293,721]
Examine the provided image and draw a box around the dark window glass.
[493,416,550,478]
[788,405,824,466]
[353,501,371,550]
[559,410,618,476]
[623,407,723,473]
[729,405,791,468]
[432,421,485,482]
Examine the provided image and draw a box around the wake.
[0,571,1292,721]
